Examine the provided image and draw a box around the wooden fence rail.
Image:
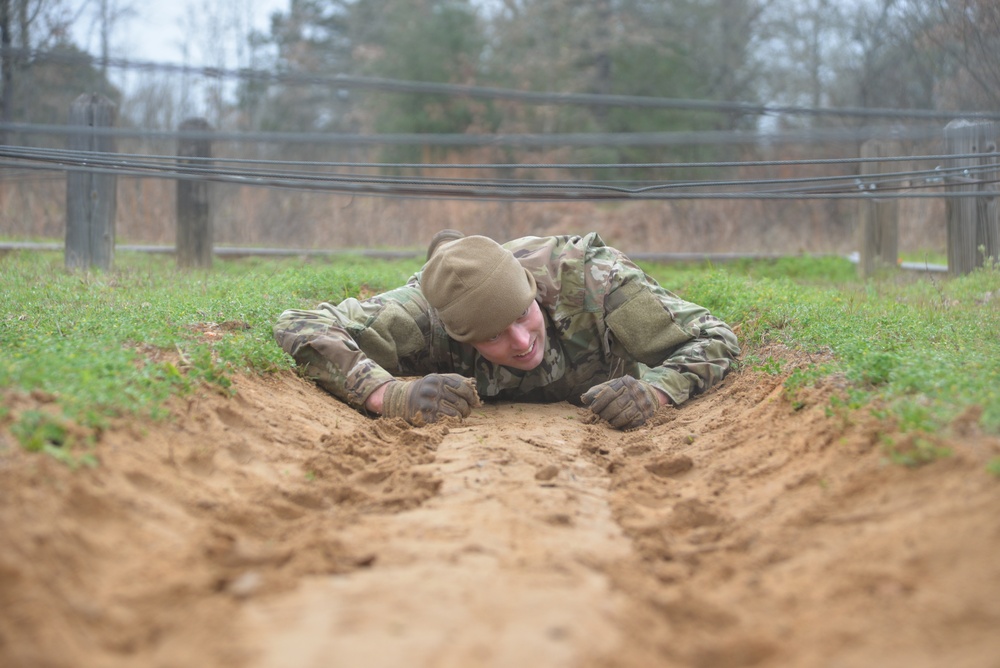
[65,94,117,270]
[176,118,214,269]
[857,139,901,278]
[944,120,999,275]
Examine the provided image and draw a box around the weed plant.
[2,250,998,466]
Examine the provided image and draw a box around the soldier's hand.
[581,376,664,430]
[380,374,481,426]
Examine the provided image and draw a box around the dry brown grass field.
[0,142,947,256]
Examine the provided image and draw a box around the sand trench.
[1,353,999,668]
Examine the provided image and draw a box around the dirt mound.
[1,353,999,668]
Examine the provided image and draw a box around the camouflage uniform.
[274,233,740,412]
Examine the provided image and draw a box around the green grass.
[900,250,948,267]
[0,250,418,435]
[2,249,999,468]
[645,255,1000,435]
[988,457,1000,478]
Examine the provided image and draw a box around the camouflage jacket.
[273,233,740,411]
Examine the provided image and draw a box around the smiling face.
[470,300,547,371]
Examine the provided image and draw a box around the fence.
[856,121,1000,277]
[39,93,995,276]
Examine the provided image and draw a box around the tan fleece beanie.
[421,235,537,343]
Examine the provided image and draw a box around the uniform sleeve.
[602,255,740,406]
[272,285,434,409]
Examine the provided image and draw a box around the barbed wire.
[1,144,995,202]
[15,48,1000,123]
[0,120,960,148]
[7,144,999,171]
[2,49,997,204]
[0,145,979,187]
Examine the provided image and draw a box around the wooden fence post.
[944,119,1000,275]
[858,139,901,278]
[176,118,213,269]
[65,93,117,270]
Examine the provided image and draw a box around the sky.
[73,0,288,67]
[63,0,290,120]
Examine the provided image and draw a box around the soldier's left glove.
[581,376,662,430]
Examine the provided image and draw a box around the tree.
[486,0,768,164]
[757,0,854,125]
[833,0,942,113]
[486,0,617,134]
[251,0,350,136]
[2,0,13,125]
[174,0,269,130]
[917,0,1000,110]
[258,0,488,162]
[92,0,135,91]
[0,0,117,137]
[351,0,486,135]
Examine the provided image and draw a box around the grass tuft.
[988,458,1000,478]
[882,435,953,468]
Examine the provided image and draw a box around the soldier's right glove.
[381,374,481,426]
[581,376,662,430]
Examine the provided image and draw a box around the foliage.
[0,0,121,129]
[355,0,489,161]
[832,0,942,111]
[0,250,419,432]
[911,0,1000,110]
[721,255,859,284]
[2,43,120,134]
[256,0,770,165]
[264,0,487,141]
[643,256,1000,435]
[28,0,1000,146]
[9,409,98,469]
[249,0,996,144]
[988,458,1000,478]
[262,0,356,134]
[12,409,70,452]
[882,435,953,469]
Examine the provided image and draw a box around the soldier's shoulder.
[504,232,609,261]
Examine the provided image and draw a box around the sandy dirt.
[2,346,1000,668]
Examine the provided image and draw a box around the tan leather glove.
[581,376,662,430]
[381,374,481,426]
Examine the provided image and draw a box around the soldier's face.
[471,300,546,371]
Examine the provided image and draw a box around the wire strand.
[14,48,1000,123]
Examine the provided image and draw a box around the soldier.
[273,231,740,430]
